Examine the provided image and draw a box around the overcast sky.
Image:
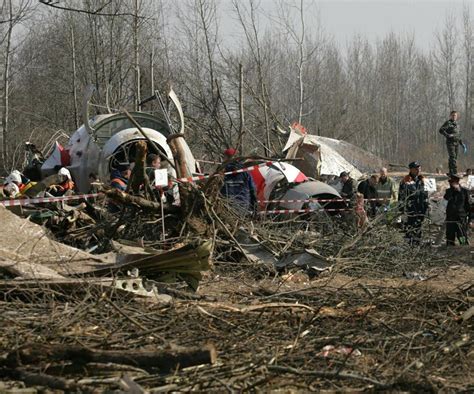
[220,0,470,50]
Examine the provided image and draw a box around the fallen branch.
[267,365,391,389]
[104,189,162,211]
[189,301,316,313]
[6,343,217,373]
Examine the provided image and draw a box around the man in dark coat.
[398,162,429,245]
[220,148,257,215]
[439,111,462,175]
[444,174,471,246]
[339,171,355,201]
[357,174,379,217]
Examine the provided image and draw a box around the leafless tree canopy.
[0,0,473,171]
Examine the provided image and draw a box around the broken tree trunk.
[6,343,217,372]
[122,109,175,169]
[167,134,193,215]
[166,134,211,236]
[128,140,154,199]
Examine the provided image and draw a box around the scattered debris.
[0,105,472,392]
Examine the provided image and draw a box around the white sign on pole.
[154,169,169,187]
[467,175,474,190]
[424,178,437,193]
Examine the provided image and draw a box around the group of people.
[335,110,472,246]
[2,166,75,199]
[109,153,166,193]
[339,160,472,246]
[340,167,398,217]
[108,152,176,212]
[432,110,471,245]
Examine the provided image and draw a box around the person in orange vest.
[108,164,131,213]
[110,164,131,191]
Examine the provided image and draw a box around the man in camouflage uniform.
[438,111,461,175]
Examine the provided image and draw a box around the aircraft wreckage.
[37,86,198,194]
[18,88,333,211]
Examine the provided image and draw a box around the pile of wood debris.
[0,136,472,392]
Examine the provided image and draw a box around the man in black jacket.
[339,171,355,201]
[357,174,379,217]
[439,111,462,175]
[398,162,429,245]
[444,174,472,246]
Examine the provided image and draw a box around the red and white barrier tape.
[258,197,388,204]
[175,161,274,184]
[259,207,353,215]
[0,193,100,207]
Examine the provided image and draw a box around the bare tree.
[233,0,272,156]
[1,0,31,167]
[434,13,460,111]
[462,3,473,135]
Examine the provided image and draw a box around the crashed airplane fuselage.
[41,92,197,193]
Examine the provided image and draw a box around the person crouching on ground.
[108,164,131,213]
[444,174,471,246]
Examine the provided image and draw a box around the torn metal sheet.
[250,162,307,204]
[169,89,185,134]
[284,126,383,178]
[113,277,172,303]
[235,229,278,266]
[278,181,342,210]
[276,249,333,275]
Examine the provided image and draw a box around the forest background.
[1,0,473,173]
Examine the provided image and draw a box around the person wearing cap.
[220,148,257,215]
[438,111,463,175]
[339,171,356,201]
[108,164,131,213]
[444,174,471,246]
[398,162,429,245]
